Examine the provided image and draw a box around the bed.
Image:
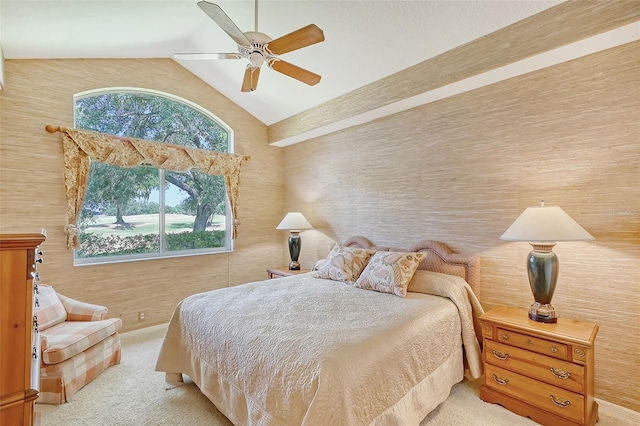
[155,236,484,425]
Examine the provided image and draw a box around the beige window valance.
[45,125,249,249]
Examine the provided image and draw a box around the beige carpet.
[36,326,632,426]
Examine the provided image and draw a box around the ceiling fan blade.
[266,24,325,55]
[269,60,321,86]
[197,1,251,47]
[174,53,242,60]
[241,67,261,92]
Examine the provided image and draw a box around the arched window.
[74,88,233,265]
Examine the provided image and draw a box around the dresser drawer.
[485,364,584,424]
[497,328,568,360]
[485,339,584,394]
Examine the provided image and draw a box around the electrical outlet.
[138,312,145,321]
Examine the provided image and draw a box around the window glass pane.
[163,171,227,251]
[73,89,233,264]
[77,163,160,258]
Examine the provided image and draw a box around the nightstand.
[479,306,598,426]
[267,266,311,279]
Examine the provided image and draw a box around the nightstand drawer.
[497,328,568,360]
[485,364,584,424]
[485,340,584,393]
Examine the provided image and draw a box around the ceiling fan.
[175,1,325,92]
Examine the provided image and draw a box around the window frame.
[73,87,235,266]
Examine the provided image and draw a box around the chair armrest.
[57,293,109,321]
[40,333,49,352]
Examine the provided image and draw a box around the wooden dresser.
[1,233,46,426]
[480,306,599,426]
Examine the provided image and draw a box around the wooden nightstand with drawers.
[267,266,310,279]
[479,306,599,426]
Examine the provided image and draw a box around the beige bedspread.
[155,271,483,425]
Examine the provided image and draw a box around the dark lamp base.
[529,312,558,323]
[529,302,557,323]
[289,261,301,270]
[526,248,559,324]
[287,233,302,270]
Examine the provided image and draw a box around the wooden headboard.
[343,236,480,297]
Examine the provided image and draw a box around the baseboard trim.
[119,323,169,344]
[597,398,640,423]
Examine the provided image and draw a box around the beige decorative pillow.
[354,251,427,297]
[312,258,326,271]
[314,243,376,283]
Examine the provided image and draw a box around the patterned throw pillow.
[312,258,326,271]
[314,243,376,283]
[354,251,427,297]
[35,284,68,330]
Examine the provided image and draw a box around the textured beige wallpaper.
[0,58,285,332]
[282,42,640,411]
[269,0,640,144]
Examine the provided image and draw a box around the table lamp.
[500,201,593,323]
[276,212,313,270]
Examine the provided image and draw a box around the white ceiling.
[0,0,564,125]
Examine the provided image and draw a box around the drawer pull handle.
[550,367,571,379]
[550,394,571,408]
[501,334,509,340]
[492,350,509,361]
[550,347,558,353]
[527,339,533,345]
[492,374,509,386]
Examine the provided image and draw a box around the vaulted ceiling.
[0,0,563,126]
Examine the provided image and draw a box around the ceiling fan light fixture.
[248,51,264,67]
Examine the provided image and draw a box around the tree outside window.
[74,89,233,264]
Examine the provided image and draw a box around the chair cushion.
[36,285,67,331]
[41,318,122,365]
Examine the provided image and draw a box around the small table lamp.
[276,212,313,270]
[501,201,594,323]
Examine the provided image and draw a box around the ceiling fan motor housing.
[242,31,272,67]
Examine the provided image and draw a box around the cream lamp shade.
[276,212,313,270]
[500,201,593,323]
[276,212,313,231]
[501,204,594,243]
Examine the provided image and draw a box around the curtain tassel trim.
[64,224,80,249]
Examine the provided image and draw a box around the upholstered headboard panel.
[343,236,480,298]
